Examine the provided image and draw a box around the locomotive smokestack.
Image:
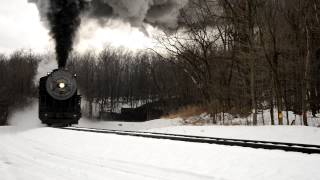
[47,0,86,68]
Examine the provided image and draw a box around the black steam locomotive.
[39,69,81,126]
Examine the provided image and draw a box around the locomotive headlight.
[58,82,66,89]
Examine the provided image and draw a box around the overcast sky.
[0,0,50,54]
[0,0,155,55]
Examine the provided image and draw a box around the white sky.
[0,0,51,54]
[0,0,157,55]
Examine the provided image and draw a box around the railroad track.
[59,126,320,154]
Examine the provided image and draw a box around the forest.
[0,52,39,125]
[0,0,319,126]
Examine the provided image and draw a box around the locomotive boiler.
[39,69,81,126]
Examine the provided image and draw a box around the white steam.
[29,0,189,29]
[35,53,57,81]
[92,0,188,28]
[8,102,45,129]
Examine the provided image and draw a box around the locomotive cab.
[39,69,81,126]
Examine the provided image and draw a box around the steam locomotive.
[39,69,81,126]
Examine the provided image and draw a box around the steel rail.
[59,126,320,154]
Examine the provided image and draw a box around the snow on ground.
[2,103,320,179]
[183,111,320,127]
[149,125,320,145]
[79,118,320,146]
[7,102,320,146]
[80,118,320,145]
[1,126,320,180]
[78,117,182,131]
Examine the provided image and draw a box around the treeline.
[0,51,39,125]
[67,48,198,118]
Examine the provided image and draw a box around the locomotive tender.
[39,69,81,126]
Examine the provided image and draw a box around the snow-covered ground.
[79,118,320,145]
[2,103,320,179]
[149,125,320,145]
[78,118,182,131]
[185,110,320,127]
[1,126,320,180]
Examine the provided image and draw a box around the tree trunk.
[250,58,258,125]
[88,99,93,119]
[301,26,311,126]
[273,55,283,125]
[262,108,265,125]
[270,87,275,125]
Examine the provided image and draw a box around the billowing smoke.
[31,0,188,29]
[86,0,189,28]
[29,0,188,65]
[48,0,87,68]
[29,0,88,68]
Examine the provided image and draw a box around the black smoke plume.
[47,0,87,68]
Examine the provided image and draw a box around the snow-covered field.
[1,126,320,180]
[1,103,320,180]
